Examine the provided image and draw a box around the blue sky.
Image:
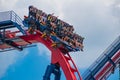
[0,0,120,80]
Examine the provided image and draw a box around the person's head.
[44,13,48,18]
[61,21,64,27]
[34,7,38,13]
[57,19,60,25]
[54,25,57,29]
[52,16,57,23]
[41,12,44,16]
[37,10,42,15]
[64,31,68,35]
[68,31,71,35]
[29,5,34,11]
[68,25,73,32]
[60,30,62,33]
[67,26,71,30]
[62,26,66,31]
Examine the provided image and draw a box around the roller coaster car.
[51,35,82,52]
[23,5,84,52]
[23,17,84,52]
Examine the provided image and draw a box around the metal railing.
[82,35,120,79]
[0,11,11,22]
[0,11,25,29]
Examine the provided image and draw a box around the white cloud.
[0,51,18,78]
[0,49,29,79]
[37,43,51,57]
[62,0,120,69]
[0,0,119,75]
[51,0,65,19]
[0,0,17,11]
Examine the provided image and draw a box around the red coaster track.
[0,11,82,80]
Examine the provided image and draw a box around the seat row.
[24,5,84,51]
